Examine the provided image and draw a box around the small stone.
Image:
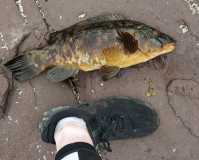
[78,13,86,19]
[172,148,177,153]
[91,89,95,94]
[43,155,47,160]
[15,101,19,104]
[179,24,189,34]
[5,137,9,142]
[18,90,23,96]
[100,82,104,87]
[14,120,19,124]
[145,92,151,97]
[36,145,40,149]
[8,115,12,121]
[59,15,63,20]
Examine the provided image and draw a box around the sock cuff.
[55,142,101,160]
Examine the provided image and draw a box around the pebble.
[34,106,39,110]
[43,155,47,160]
[18,90,23,96]
[78,13,86,19]
[14,120,19,124]
[59,15,63,20]
[172,148,177,153]
[100,82,104,87]
[8,115,12,121]
[36,145,41,149]
[91,89,95,94]
[179,24,189,34]
[5,137,9,142]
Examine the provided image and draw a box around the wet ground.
[0,0,199,160]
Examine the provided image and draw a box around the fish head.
[136,25,176,57]
[156,32,176,48]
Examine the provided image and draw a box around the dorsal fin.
[117,31,139,54]
[48,13,128,44]
[78,13,128,24]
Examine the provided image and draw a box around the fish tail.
[5,55,44,81]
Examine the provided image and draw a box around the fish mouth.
[149,34,176,58]
[157,33,176,46]
[156,33,176,54]
[161,42,176,53]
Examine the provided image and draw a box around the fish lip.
[156,33,176,48]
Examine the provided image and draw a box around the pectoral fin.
[101,66,120,81]
[117,30,139,54]
[47,66,78,82]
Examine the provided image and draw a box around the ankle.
[54,117,94,151]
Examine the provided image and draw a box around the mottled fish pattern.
[5,15,176,82]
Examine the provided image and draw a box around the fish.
[5,14,176,82]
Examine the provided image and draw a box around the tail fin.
[5,55,42,81]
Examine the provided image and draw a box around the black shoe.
[39,96,159,151]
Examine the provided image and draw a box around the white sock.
[54,117,87,134]
[54,117,94,151]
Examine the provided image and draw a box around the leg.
[54,117,101,160]
[39,97,159,160]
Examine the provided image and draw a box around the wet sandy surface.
[0,0,199,159]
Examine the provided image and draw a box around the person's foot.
[39,96,159,151]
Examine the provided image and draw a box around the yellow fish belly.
[63,42,175,72]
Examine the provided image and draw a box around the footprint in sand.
[167,79,199,137]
